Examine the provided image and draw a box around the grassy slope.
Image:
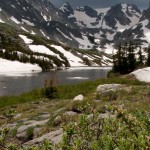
[0,77,150,147]
[0,77,147,108]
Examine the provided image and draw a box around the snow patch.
[73,10,98,28]
[29,45,63,60]
[51,45,86,66]
[21,27,29,32]
[31,30,36,35]
[56,28,72,41]
[11,5,16,8]
[70,33,93,49]
[40,30,50,39]
[67,77,89,80]
[131,67,150,82]
[22,19,35,26]
[19,35,33,44]
[0,19,5,23]
[0,58,42,74]
[10,16,21,24]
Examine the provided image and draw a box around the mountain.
[0,22,111,71]
[0,0,150,70]
[0,1,143,50]
[0,0,83,48]
[59,2,144,54]
[114,6,150,48]
[64,3,141,46]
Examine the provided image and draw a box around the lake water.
[0,67,111,96]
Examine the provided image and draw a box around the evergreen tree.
[113,44,122,73]
[127,42,136,73]
[137,46,144,67]
[113,42,138,75]
[121,44,128,74]
[147,45,150,66]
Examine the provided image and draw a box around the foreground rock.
[96,84,123,94]
[17,119,49,140]
[73,94,84,101]
[25,128,63,145]
[63,111,78,116]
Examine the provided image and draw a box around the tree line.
[112,42,150,74]
[0,50,53,71]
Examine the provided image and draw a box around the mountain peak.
[60,2,74,14]
[76,6,98,18]
[140,6,150,22]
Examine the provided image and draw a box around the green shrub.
[43,79,57,99]
[59,105,150,150]
[26,127,34,140]
[96,91,118,102]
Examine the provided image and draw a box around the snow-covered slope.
[1,0,150,69]
[0,0,143,50]
[114,6,150,48]
[0,0,83,48]
[0,58,42,74]
[63,3,141,41]
[131,67,150,82]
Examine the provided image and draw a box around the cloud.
[50,0,149,9]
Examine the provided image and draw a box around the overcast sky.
[50,0,149,10]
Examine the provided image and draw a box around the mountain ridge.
[0,0,150,69]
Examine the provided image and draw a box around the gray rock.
[0,115,6,119]
[33,127,41,138]
[17,119,49,138]
[96,84,123,94]
[17,131,27,140]
[87,114,94,120]
[55,108,65,114]
[6,123,17,128]
[13,113,22,119]
[53,115,62,126]
[37,113,50,120]
[63,111,78,116]
[24,128,63,145]
[93,100,102,103]
[98,112,116,119]
[73,94,84,101]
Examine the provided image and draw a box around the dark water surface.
[0,67,111,96]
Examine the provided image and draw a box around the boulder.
[24,128,63,145]
[37,113,50,120]
[96,84,123,94]
[17,119,49,139]
[73,94,84,101]
[53,115,62,126]
[63,111,78,116]
[98,112,116,119]
[13,113,22,119]
[87,114,94,120]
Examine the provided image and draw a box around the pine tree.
[147,45,150,66]
[113,44,122,73]
[113,42,137,75]
[127,42,136,73]
[137,46,144,67]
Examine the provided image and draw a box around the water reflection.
[0,67,111,96]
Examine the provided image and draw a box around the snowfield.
[0,19,5,23]
[131,67,150,82]
[0,59,42,74]
[51,45,86,67]
[19,35,33,44]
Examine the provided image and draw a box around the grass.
[0,77,147,108]
[0,76,150,148]
[0,89,41,108]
